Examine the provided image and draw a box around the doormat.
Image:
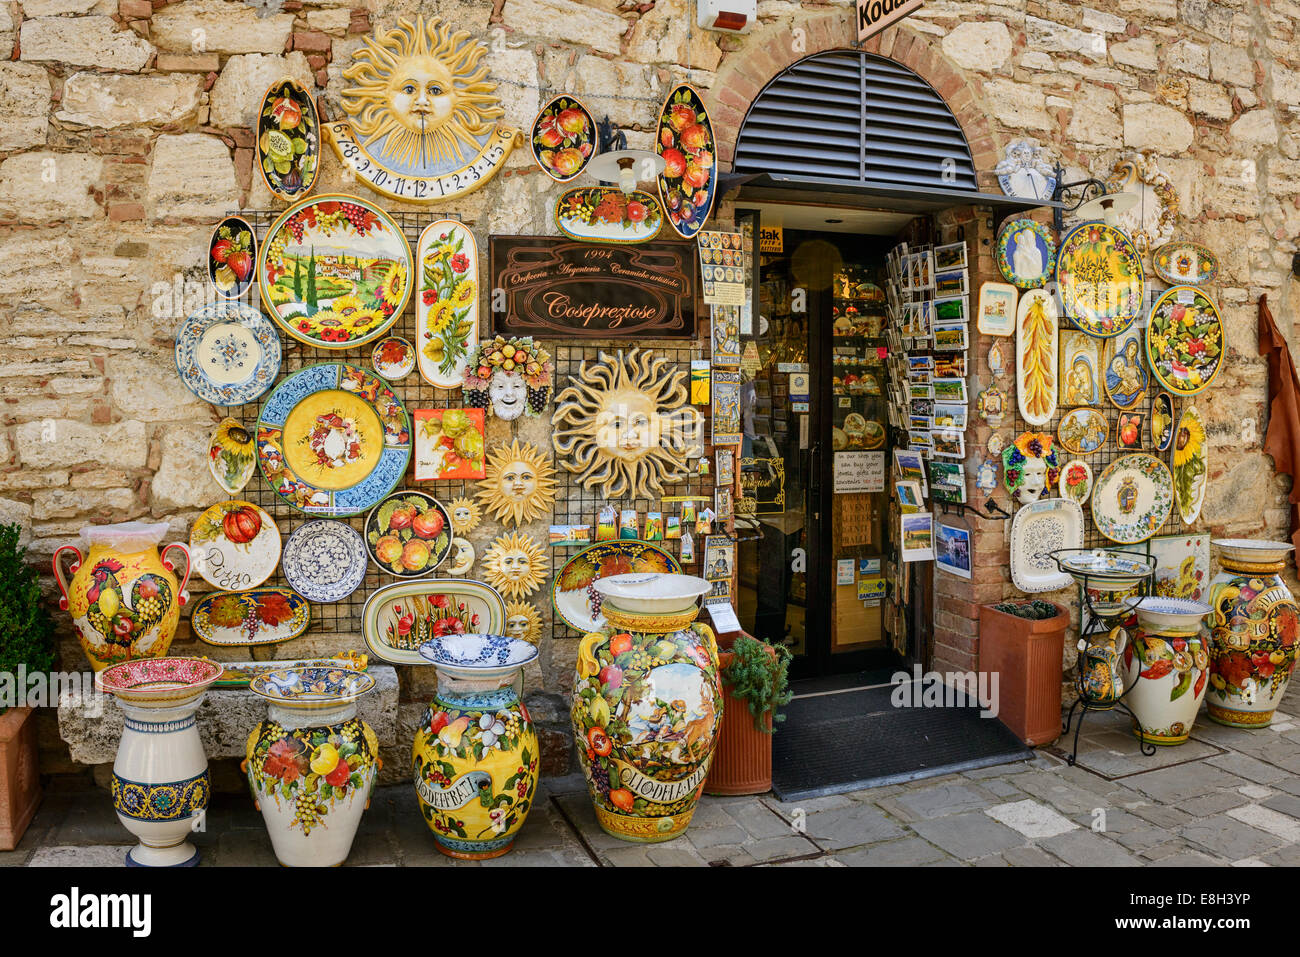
[771,681,1034,801]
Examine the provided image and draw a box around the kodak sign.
[856,0,924,42]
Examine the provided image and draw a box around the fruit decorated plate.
[1056,222,1144,337]
[371,336,415,380]
[256,362,411,518]
[256,75,319,202]
[191,588,310,647]
[413,408,486,481]
[175,301,282,407]
[1057,407,1107,455]
[281,520,368,603]
[257,193,412,350]
[1170,404,1207,525]
[656,84,715,240]
[1091,453,1174,545]
[552,541,681,634]
[208,216,257,299]
[554,186,664,244]
[415,220,479,389]
[530,94,596,183]
[1009,498,1084,593]
[1146,286,1224,397]
[361,579,507,666]
[188,501,281,591]
[995,219,1056,288]
[364,490,452,577]
[211,652,367,688]
[1152,241,1218,286]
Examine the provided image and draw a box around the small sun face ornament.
[448,496,482,535]
[482,531,549,600]
[476,439,557,527]
[462,335,553,420]
[504,601,543,644]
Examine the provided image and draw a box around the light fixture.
[1075,190,1138,226]
[587,116,664,195]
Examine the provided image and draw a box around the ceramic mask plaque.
[257,76,320,201]
[416,220,479,388]
[1016,288,1059,426]
[444,537,475,576]
[176,302,282,407]
[1056,222,1144,337]
[530,94,596,182]
[503,601,543,644]
[1146,286,1224,397]
[189,501,281,591]
[656,84,716,240]
[448,496,482,535]
[1105,153,1178,251]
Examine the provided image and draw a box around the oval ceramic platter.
[552,541,681,634]
[1057,407,1108,455]
[1146,286,1224,397]
[1056,222,1145,337]
[1152,241,1218,286]
[175,301,282,407]
[1091,453,1175,545]
[208,216,257,300]
[208,418,257,496]
[191,588,310,647]
[212,654,366,688]
[1015,288,1059,426]
[1059,459,1093,507]
[555,186,664,244]
[1103,328,1149,411]
[257,75,320,201]
[414,220,478,388]
[257,193,412,350]
[1151,391,1175,452]
[361,578,507,666]
[656,84,716,240]
[530,94,596,183]
[256,362,411,518]
[1170,404,1207,525]
[281,520,368,603]
[371,336,415,380]
[189,500,281,591]
[364,490,452,578]
[1009,497,1084,593]
[996,219,1056,289]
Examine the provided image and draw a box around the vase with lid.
[1122,597,1212,745]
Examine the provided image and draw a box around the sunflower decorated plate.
[415,220,478,389]
[1091,453,1174,545]
[256,362,411,517]
[1056,222,1145,337]
[552,541,681,634]
[1145,286,1224,397]
[175,301,282,407]
[1170,404,1207,525]
[257,193,413,350]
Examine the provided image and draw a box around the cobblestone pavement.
[11,696,1300,867]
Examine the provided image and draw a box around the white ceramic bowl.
[1134,597,1212,631]
[1213,539,1295,566]
[592,573,711,615]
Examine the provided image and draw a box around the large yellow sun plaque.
[325,16,523,203]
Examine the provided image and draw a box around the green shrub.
[722,634,793,734]
[0,523,56,708]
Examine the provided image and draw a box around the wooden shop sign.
[855,0,924,41]
[489,236,697,338]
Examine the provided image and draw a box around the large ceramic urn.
[244,667,379,867]
[571,573,723,843]
[1122,597,1212,745]
[1205,540,1300,728]
[412,634,540,860]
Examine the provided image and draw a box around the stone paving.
[12,692,1300,866]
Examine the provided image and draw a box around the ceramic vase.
[54,521,192,672]
[96,657,222,867]
[571,574,723,843]
[1076,626,1127,709]
[1122,598,1212,745]
[244,667,379,867]
[1205,540,1300,728]
[412,634,540,859]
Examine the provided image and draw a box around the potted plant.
[0,522,55,850]
[704,632,792,795]
[978,598,1070,746]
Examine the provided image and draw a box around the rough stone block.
[150,0,296,55]
[0,63,52,153]
[20,16,154,72]
[56,72,204,129]
[16,419,147,470]
[505,0,628,56]
[145,133,238,220]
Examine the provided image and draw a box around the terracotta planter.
[704,650,773,796]
[979,601,1070,746]
[0,707,41,851]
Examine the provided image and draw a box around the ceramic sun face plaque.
[1059,330,1101,407]
[1057,407,1108,455]
[996,219,1056,289]
[1151,391,1175,452]
[372,336,416,380]
[176,301,282,407]
[976,281,1018,336]
[656,84,716,240]
[504,601,542,644]
[1153,241,1218,286]
[1170,404,1207,525]
[1056,222,1144,337]
[258,193,413,350]
[191,588,310,648]
[257,76,320,201]
[256,363,412,518]
[1091,453,1174,545]
[554,187,664,244]
[448,495,481,535]
[1146,286,1224,397]
[208,418,257,496]
[364,489,452,577]
[189,501,281,592]
[324,16,523,204]
[530,94,596,182]
[482,531,550,600]
[208,216,257,300]
[1016,288,1059,426]
[413,407,485,480]
[414,219,479,388]
[1103,328,1149,410]
[476,439,558,527]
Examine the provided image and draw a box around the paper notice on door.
[836,559,855,585]
[833,450,885,493]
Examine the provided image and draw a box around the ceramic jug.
[54,521,192,672]
[1076,625,1127,708]
[1122,598,1212,745]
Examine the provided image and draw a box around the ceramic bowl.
[249,666,375,709]
[1213,539,1295,566]
[1054,548,1155,586]
[1133,597,1212,632]
[592,573,711,615]
[418,633,538,683]
[96,657,223,708]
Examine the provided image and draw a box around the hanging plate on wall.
[995,219,1055,289]
[414,219,479,388]
[281,520,369,603]
[552,541,681,633]
[655,84,715,240]
[361,578,507,666]
[256,76,320,201]
[175,301,282,407]
[554,186,664,244]
[208,216,258,300]
[1170,404,1207,525]
[1146,286,1225,397]
[1015,288,1058,426]
[1152,241,1218,286]
[1151,391,1175,452]
[1091,453,1175,545]
[530,94,597,182]
[1056,222,1144,337]
[191,588,311,648]
[1009,498,1084,593]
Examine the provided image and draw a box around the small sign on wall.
[856,0,924,41]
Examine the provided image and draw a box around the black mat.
[771,681,1034,801]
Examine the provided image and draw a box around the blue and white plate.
[176,301,281,406]
[281,520,368,603]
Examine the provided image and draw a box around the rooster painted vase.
[97,657,222,867]
[54,522,192,672]
[1205,540,1300,728]
[412,634,540,859]
[244,667,379,867]
[572,573,722,843]
[1122,598,1212,745]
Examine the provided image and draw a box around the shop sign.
[759,225,783,253]
[490,236,696,338]
[855,0,924,42]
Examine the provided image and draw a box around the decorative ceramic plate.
[1103,328,1149,410]
[530,94,596,183]
[212,654,367,689]
[281,520,368,603]
[592,572,710,615]
[208,216,257,300]
[414,220,478,388]
[1146,286,1224,397]
[1009,498,1084,593]
[1152,241,1218,286]
[418,633,539,682]
[256,75,320,202]
[1056,222,1144,337]
[371,336,415,380]
[189,501,281,591]
[1016,288,1058,426]
[976,281,1018,336]
[656,84,716,240]
[364,490,452,577]
[1151,391,1175,452]
[1213,539,1295,565]
[1091,453,1175,544]
[1059,459,1093,506]
[1058,408,1108,454]
[555,186,664,244]
[1170,404,1207,525]
[249,666,374,706]
[208,418,257,496]
[995,219,1056,288]
[1053,547,1155,585]
[191,588,310,647]
[175,301,282,407]
[552,541,681,633]
[257,193,412,350]
[256,363,411,518]
[361,579,507,666]
[1059,330,1101,407]
[1132,596,1212,630]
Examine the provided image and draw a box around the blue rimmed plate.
[281,520,368,603]
[175,301,281,406]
